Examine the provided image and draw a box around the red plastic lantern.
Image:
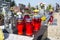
[24,18,33,36]
[17,20,24,35]
[32,18,41,31]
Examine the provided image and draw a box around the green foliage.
[5,0,16,7]
[28,3,31,8]
[36,5,38,9]
[25,9,30,13]
[30,7,35,10]
[10,1,16,7]
[46,4,53,11]
[5,0,11,2]
[41,4,45,9]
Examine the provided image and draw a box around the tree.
[10,0,16,7]
[46,4,53,12]
[5,0,11,2]
[5,0,16,7]
[28,3,31,8]
[19,4,25,10]
[36,5,38,9]
[40,4,45,9]
[30,7,35,10]
[56,3,60,12]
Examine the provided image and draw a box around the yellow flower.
[41,16,46,21]
[33,9,39,13]
[49,9,53,12]
[10,7,13,10]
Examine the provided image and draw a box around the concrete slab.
[48,12,60,40]
[4,33,34,40]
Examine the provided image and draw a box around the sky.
[14,0,60,7]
